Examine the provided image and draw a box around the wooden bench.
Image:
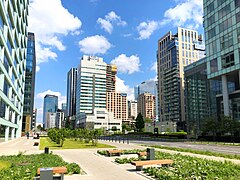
[106,149,122,156]
[37,167,67,179]
[137,151,147,158]
[33,142,39,146]
[131,159,173,171]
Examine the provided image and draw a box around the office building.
[135,80,158,121]
[106,92,127,122]
[0,0,29,141]
[76,55,107,128]
[32,109,37,130]
[22,32,36,132]
[203,0,240,120]
[56,109,64,129]
[46,112,56,129]
[157,27,205,125]
[185,58,216,136]
[137,93,156,119]
[128,100,138,119]
[43,95,58,128]
[66,68,77,117]
[77,108,122,131]
[106,64,117,92]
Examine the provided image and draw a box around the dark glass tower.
[22,32,36,132]
[43,95,58,129]
[67,68,77,117]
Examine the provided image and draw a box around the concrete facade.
[137,93,156,119]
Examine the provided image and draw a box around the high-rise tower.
[157,27,205,125]
[22,32,36,132]
[0,0,29,141]
[43,95,58,129]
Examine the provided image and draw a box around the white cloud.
[111,54,141,74]
[78,35,112,55]
[97,18,113,34]
[97,11,127,34]
[36,66,40,72]
[35,90,66,123]
[163,0,203,29]
[29,0,82,68]
[137,20,159,40]
[151,61,157,72]
[116,76,134,101]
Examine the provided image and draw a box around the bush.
[67,163,81,174]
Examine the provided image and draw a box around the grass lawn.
[0,161,11,171]
[39,137,115,150]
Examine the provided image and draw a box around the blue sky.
[28,0,204,123]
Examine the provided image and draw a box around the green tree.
[135,113,145,132]
[145,118,152,123]
[203,116,219,137]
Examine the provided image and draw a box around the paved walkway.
[0,138,240,180]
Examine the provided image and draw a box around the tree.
[202,116,219,138]
[135,113,145,132]
[145,118,152,123]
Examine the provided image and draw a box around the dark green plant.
[135,113,145,132]
[67,163,81,174]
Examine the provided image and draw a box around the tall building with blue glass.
[43,95,58,129]
[22,32,36,132]
[0,0,29,141]
[204,0,240,120]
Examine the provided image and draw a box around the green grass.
[40,137,115,150]
[150,145,240,160]
[0,153,81,179]
[0,161,11,171]
[189,141,240,146]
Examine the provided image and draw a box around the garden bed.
[0,153,82,179]
[113,150,240,179]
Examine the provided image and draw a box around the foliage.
[66,163,81,174]
[135,113,145,132]
[0,153,81,179]
[122,124,132,132]
[47,128,104,147]
[144,118,152,123]
[0,161,11,171]
[97,149,145,156]
[115,157,141,164]
[40,137,115,150]
[164,131,187,135]
[151,145,240,160]
[143,151,240,179]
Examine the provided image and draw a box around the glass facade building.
[204,0,240,120]
[157,27,205,126]
[22,32,36,132]
[185,58,217,136]
[66,68,77,117]
[0,0,29,141]
[43,95,58,129]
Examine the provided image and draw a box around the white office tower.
[76,55,108,129]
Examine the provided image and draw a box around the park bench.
[106,149,122,156]
[33,142,39,146]
[137,151,147,158]
[37,167,67,180]
[131,159,173,171]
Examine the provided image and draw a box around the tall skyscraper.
[106,64,117,92]
[128,100,138,119]
[76,55,107,126]
[0,0,29,141]
[203,0,240,120]
[22,32,36,133]
[43,95,58,128]
[66,68,77,117]
[137,93,156,119]
[157,27,205,124]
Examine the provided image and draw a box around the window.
[221,51,235,69]
[207,2,214,14]
[210,58,218,73]
[218,0,225,6]
[237,28,240,43]
[219,18,232,32]
[220,32,233,50]
[218,4,231,19]
[207,15,215,26]
[236,12,240,23]
[0,99,6,118]
[208,28,216,39]
[235,0,240,7]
